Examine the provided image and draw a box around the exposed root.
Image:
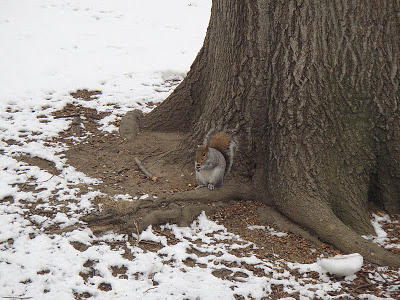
[82,182,400,268]
[257,206,321,245]
[83,182,256,234]
[278,192,400,268]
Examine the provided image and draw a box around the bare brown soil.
[54,104,196,199]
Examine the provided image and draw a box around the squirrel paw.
[196,185,206,190]
[207,183,215,190]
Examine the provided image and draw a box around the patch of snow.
[371,214,389,238]
[247,224,288,237]
[317,253,363,277]
[139,193,150,200]
[363,214,400,250]
[139,226,167,246]
[113,194,135,201]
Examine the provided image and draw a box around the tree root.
[82,183,400,268]
[257,206,321,245]
[83,182,256,234]
[278,192,400,268]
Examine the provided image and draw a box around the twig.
[138,240,160,246]
[134,220,140,247]
[370,262,390,283]
[131,224,159,246]
[38,174,56,183]
[144,287,157,293]
[376,269,389,283]
[117,168,130,175]
[18,182,27,192]
[134,157,157,181]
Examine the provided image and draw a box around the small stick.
[134,220,140,247]
[19,182,27,192]
[134,157,157,181]
[144,287,157,293]
[370,263,389,283]
[138,240,160,246]
[131,226,159,246]
[376,269,389,283]
[38,174,56,183]
[117,168,130,175]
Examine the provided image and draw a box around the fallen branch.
[134,157,157,181]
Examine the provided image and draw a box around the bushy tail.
[209,131,236,176]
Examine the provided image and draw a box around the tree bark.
[120,0,400,266]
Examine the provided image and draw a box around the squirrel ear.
[197,144,200,148]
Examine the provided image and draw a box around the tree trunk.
[137,1,400,266]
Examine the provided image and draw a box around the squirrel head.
[195,144,209,166]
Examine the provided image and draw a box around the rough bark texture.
[127,1,400,267]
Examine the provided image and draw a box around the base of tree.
[80,114,400,268]
[83,177,400,268]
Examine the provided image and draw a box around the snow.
[363,213,400,250]
[0,0,208,101]
[0,0,399,299]
[247,224,288,237]
[317,253,363,277]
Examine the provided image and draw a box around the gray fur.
[195,147,226,190]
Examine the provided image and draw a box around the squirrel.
[195,132,234,190]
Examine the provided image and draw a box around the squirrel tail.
[209,132,231,153]
[209,131,236,175]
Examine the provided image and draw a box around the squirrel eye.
[202,153,206,157]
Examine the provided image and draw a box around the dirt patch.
[56,103,195,199]
[64,129,195,197]
[70,89,102,101]
[15,155,60,176]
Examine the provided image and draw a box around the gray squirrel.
[195,132,234,190]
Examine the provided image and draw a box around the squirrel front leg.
[195,184,207,189]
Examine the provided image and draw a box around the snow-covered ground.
[1,1,399,299]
